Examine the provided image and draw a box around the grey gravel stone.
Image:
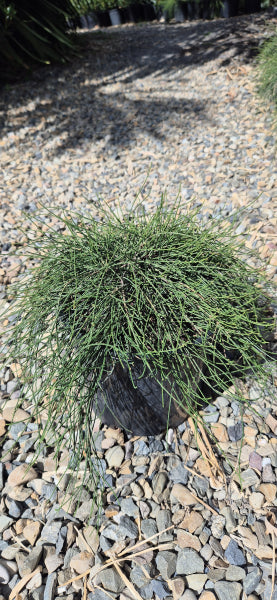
[200,544,213,561]
[63,547,80,569]
[101,523,120,542]
[228,421,243,441]
[46,504,78,524]
[243,567,262,595]
[0,515,13,532]
[39,522,62,545]
[43,572,57,600]
[214,581,242,600]
[120,498,139,518]
[21,508,34,520]
[151,580,171,599]
[7,379,21,394]
[152,472,168,496]
[56,525,67,555]
[119,515,138,539]
[74,500,93,521]
[225,565,246,581]
[176,548,204,575]
[0,541,8,552]
[148,439,164,453]
[168,463,189,485]
[99,533,113,553]
[141,518,158,538]
[8,500,22,518]
[134,441,149,456]
[41,484,57,502]
[137,583,153,600]
[199,527,211,545]
[220,506,237,533]
[156,551,177,579]
[239,468,259,489]
[9,573,20,590]
[263,581,277,600]
[16,546,43,577]
[179,591,197,600]
[224,540,246,566]
[211,515,225,539]
[130,564,151,588]
[209,536,225,559]
[156,509,173,542]
[0,562,10,584]
[191,476,209,497]
[9,422,26,439]
[98,568,125,593]
[203,411,219,423]
[30,587,45,600]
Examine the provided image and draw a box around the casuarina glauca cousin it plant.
[3,199,276,511]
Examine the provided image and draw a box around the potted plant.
[4,200,276,504]
[159,0,187,20]
[92,0,112,26]
[105,0,123,24]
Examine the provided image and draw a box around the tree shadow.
[0,14,271,158]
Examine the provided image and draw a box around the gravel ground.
[1,12,277,600]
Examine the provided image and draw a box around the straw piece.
[83,575,88,600]
[9,567,42,600]
[113,561,143,600]
[189,491,218,515]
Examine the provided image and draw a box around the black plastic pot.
[199,0,211,19]
[95,10,112,27]
[244,0,260,13]
[79,12,98,28]
[119,7,130,22]
[174,2,188,22]
[221,0,239,17]
[109,8,122,25]
[128,2,145,21]
[143,3,157,21]
[187,1,198,19]
[96,357,196,435]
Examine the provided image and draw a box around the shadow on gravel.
[0,14,272,157]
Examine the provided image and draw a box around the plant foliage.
[0,0,80,80]
[4,200,276,511]
[257,30,277,113]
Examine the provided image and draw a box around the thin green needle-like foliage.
[257,30,277,125]
[4,199,276,514]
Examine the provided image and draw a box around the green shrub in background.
[0,0,81,80]
[257,30,277,115]
[3,200,276,513]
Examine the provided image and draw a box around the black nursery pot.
[174,2,188,22]
[143,3,157,21]
[95,10,112,26]
[199,0,211,19]
[94,322,275,436]
[95,347,246,436]
[221,0,239,17]
[187,1,198,19]
[127,2,145,21]
[95,357,192,436]
[244,0,260,13]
